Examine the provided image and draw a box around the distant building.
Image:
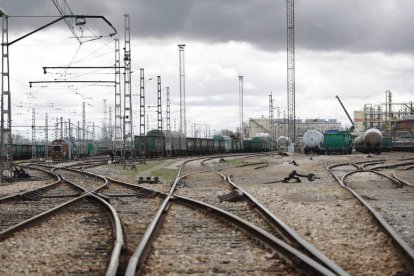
[248,117,341,139]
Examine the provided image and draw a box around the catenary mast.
[287,0,296,146]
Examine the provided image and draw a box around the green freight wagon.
[380,137,393,152]
[323,130,353,154]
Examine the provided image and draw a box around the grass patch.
[152,168,178,184]
[107,160,166,177]
[226,159,244,166]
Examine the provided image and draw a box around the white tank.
[277,136,290,148]
[303,130,324,149]
[363,128,383,147]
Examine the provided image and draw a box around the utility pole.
[269,93,274,152]
[55,117,59,140]
[157,76,162,132]
[108,106,112,145]
[238,76,244,143]
[32,108,36,160]
[114,38,122,153]
[123,14,134,164]
[82,101,85,141]
[45,113,48,158]
[103,98,108,147]
[1,11,11,180]
[166,86,171,131]
[287,0,296,149]
[178,44,186,135]
[60,117,63,139]
[139,68,145,136]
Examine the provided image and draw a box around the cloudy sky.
[1,0,413,140]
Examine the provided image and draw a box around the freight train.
[10,140,110,160]
[301,128,389,154]
[50,139,110,160]
[134,131,246,158]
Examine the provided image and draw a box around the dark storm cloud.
[2,0,414,53]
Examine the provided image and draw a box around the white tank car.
[303,130,324,149]
[277,136,290,149]
[353,128,383,153]
[363,128,383,147]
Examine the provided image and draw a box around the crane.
[335,95,356,133]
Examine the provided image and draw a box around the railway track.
[0,194,122,275]
[0,169,84,232]
[125,156,342,275]
[327,160,414,274]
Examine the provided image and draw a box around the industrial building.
[353,91,413,139]
[248,117,341,139]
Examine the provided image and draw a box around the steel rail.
[125,157,205,275]
[0,193,89,240]
[392,172,414,187]
[0,171,61,202]
[226,174,347,276]
[202,157,347,276]
[52,167,108,192]
[368,161,414,171]
[0,192,124,275]
[89,193,124,276]
[172,195,336,276]
[326,163,414,274]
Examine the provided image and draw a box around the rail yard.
[1,1,414,275]
[0,151,413,275]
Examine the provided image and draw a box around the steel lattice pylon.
[123,14,134,161]
[287,0,296,144]
[269,93,274,152]
[178,44,186,135]
[114,38,122,153]
[238,76,244,143]
[139,68,145,136]
[1,15,12,179]
[166,86,170,131]
[157,76,162,132]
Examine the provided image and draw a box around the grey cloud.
[2,0,414,54]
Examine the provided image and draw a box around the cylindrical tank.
[363,128,383,147]
[277,136,290,148]
[303,130,324,149]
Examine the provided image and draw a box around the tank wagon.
[277,136,290,150]
[354,128,383,153]
[303,130,324,154]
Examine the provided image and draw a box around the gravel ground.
[0,168,56,199]
[142,203,298,275]
[0,200,113,275]
[345,171,414,249]
[228,152,412,275]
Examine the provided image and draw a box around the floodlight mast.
[1,13,116,182]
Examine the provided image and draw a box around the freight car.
[50,139,101,160]
[134,130,247,158]
[303,130,324,154]
[13,144,51,160]
[353,128,383,154]
[143,130,187,157]
[251,136,270,152]
[277,136,290,150]
[323,130,353,154]
[213,134,232,153]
